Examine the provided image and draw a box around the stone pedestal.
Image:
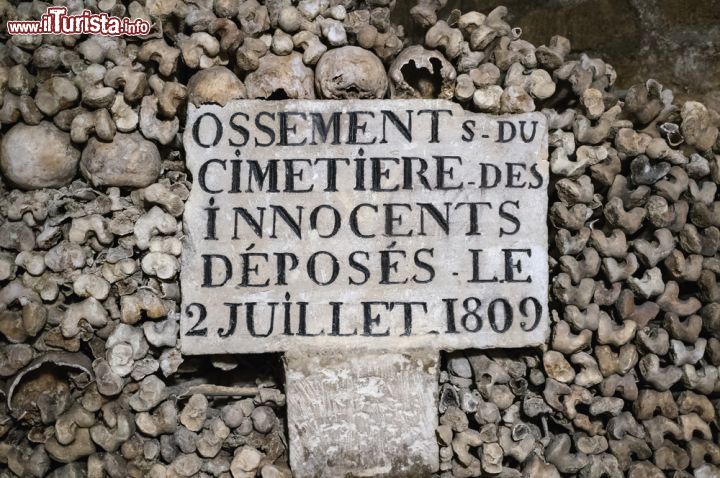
[284,351,439,477]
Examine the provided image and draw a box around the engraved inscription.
[181,99,549,354]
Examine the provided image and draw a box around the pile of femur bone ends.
[0,0,718,476]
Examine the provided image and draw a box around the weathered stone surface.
[285,350,439,478]
[80,132,161,188]
[0,122,80,190]
[181,99,549,353]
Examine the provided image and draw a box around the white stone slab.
[284,350,439,478]
[181,99,549,353]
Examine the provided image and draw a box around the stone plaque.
[181,99,549,354]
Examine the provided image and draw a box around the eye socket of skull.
[244,52,316,100]
[315,46,388,100]
[388,45,457,100]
